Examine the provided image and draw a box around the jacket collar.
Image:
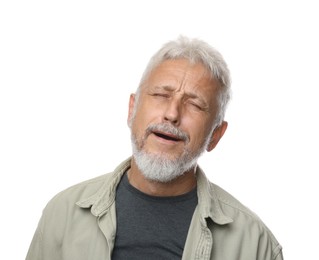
[196,166,233,225]
[76,158,131,216]
[77,158,233,225]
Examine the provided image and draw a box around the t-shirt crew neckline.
[122,172,197,203]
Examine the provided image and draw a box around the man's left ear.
[206,121,228,152]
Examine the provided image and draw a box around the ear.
[206,121,228,152]
[127,93,136,126]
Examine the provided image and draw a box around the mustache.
[145,123,189,143]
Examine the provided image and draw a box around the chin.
[132,149,197,183]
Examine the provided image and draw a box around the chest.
[111,177,197,259]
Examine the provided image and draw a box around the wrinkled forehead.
[142,60,219,100]
[142,59,217,88]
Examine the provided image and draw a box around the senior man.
[26,36,283,260]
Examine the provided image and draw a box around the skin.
[127,59,228,196]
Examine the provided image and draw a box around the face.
[128,59,227,181]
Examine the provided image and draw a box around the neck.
[128,158,197,197]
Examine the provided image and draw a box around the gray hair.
[136,36,231,128]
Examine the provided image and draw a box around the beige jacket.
[26,158,283,260]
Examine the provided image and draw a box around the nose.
[164,98,181,125]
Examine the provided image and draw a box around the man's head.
[128,36,231,183]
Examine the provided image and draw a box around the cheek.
[130,108,153,136]
[135,103,162,126]
[184,118,212,145]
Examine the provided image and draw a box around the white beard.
[130,123,209,183]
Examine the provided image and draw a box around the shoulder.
[212,183,260,220]
[210,182,282,258]
[212,182,275,233]
[43,172,113,213]
[42,158,131,215]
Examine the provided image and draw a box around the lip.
[151,131,184,143]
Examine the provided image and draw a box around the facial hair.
[131,122,210,183]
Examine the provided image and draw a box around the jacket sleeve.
[25,215,44,260]
[274,249,284,260]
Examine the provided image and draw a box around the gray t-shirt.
[112,173,198,260]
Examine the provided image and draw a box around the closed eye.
[152,93,170,98]
[188,101,204,111]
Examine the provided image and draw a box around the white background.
[1,0,318,259]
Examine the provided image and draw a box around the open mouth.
[153,131,182,142]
